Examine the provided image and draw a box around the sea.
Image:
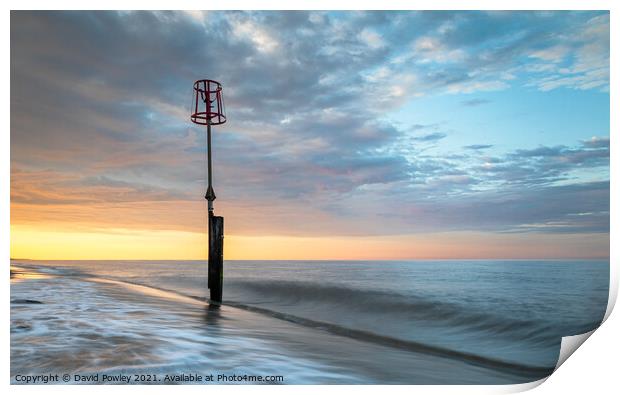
[10,259,609,384]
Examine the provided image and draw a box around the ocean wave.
[225,280,567,344]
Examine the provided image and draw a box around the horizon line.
[10,257,611,262]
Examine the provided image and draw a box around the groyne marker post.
[190,79,226,303]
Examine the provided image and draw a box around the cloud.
[408,11,609,93]
[529,45,570,62]
[10,11,610,239]
[230,15,280,53]
[461,98,491,107]
[358,28,385,49]
[582,136,609,149]
[412,132,447,142]
[525,14,609,91]
[396,181,610,234]
[413,36,466,63]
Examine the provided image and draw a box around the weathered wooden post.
[190,79,226,303]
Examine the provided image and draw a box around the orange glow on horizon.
[10,168,609,261]
[10,225,208,260]
[10,224,609,261]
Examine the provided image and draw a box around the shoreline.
[10,262,549,384]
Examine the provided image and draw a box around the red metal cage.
[190,79,226,126]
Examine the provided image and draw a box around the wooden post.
[208,212,224,302]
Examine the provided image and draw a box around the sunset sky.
[10,11,609,260]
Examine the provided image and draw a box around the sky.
[10,10,610,260]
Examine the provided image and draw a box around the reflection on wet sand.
[10,266,54,282]
[86,277,205,307]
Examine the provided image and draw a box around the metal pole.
[205,118,216,210]
[205,117,223,302]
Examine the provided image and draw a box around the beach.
[10,259,608,384]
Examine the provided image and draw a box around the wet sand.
[11,263,546,384]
